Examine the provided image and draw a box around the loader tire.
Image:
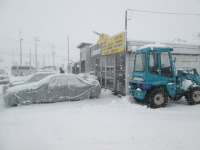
[148,88,168,108]
[186,87,200,105]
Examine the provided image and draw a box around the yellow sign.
[101,32,125,55]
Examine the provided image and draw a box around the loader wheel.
[148,88,168,108]
[169,95,182,101]
[186,87,200,105]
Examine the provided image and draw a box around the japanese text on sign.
[101,32,125,55]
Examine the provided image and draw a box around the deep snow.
[0,79,200,150]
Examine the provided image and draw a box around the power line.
[0,37,33,44]
[127,9,200,16]
[0,36,75,52]
[39,39,67,47]
[0,37,66,46]
[0,47,19,51]
[0,47,78,55]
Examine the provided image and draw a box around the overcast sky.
[0,0,200,68]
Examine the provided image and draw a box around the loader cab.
[133,46,176,82]
[129,45,177,108]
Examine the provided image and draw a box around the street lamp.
[125,9,132,40]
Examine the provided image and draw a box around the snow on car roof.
[11,71,57,83]
[6,74,54,94]
[35,71,57,74]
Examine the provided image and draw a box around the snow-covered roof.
[139,44,169,50]
[164,42,200,54]
[77,43,93,48]
[128,40,200,54]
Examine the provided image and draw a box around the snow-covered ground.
[0,77,200,150]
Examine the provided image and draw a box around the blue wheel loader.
[129,44,200,108]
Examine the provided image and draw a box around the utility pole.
[12,44,14,65]
[68,36,69,64]
[19,30,23,65]
[43,54,45,67]
[29,49,32,67]
[125,10,128,32]
[67,36,70,72]
[52,45,55,66]
[125,9,131,95]
[48,50,49,65]
[34,37,39,70]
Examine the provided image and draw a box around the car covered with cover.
[4,74,101,106]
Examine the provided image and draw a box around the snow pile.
[0,84,200,150]
[78,73,98,80]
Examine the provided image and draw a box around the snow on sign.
[101,32,125,55]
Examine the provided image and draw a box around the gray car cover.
[4,74,101,106]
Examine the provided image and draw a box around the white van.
[11,65,36,76]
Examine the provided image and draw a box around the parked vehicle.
[11,65,36,76]
[4,74,101,106]
[40,66,59,72]
[0,69,10,84]
[129,44,200,108]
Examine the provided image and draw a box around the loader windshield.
[161,51,173,78]
[134,52,146,72]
